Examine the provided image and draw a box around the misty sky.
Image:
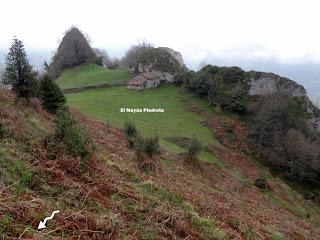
[1,0,320,62]
[0,0,320,100]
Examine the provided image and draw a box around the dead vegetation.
[0,89,320,239]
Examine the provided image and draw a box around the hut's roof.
[129,72,160,86]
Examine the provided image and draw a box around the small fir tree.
[39,75,66,113]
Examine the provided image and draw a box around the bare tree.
[285,129,320,182]
[94,48,111,67]
[249,93,320,184]
[107,57,120,69]
[94,48,120,69]
[120,40,153,69]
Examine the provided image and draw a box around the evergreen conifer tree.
[3,37,37,102]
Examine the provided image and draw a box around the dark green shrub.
[124,121,138,147]
[142,134,160,157]
[39,75,66,114]
[194,74,212,97]
[178,64,249,114]
[132,134,160,158]
[219,66,247,84]
[124,121,160,158]
[131,133,160,171]
[53,108,93,163]
[208,76,224,106]
[124,121,138,139]
[186,135,202,163]
[199,65,220,75]
[0,122,6,139]
[174,70,195,86]
[219,87,248,114]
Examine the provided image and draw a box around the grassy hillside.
[66,85,219,159]
[56,64,132,89]
[1,58,320,239]
[1,89,320,239]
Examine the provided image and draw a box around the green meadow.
[56,64,132,89]
[66,85,219,160]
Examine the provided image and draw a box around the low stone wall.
[63,80,129,93]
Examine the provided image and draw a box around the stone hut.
[128,72,161,90]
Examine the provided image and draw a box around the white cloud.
[1,0,320,64]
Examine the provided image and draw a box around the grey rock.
[157,47,184,66]
[248,72,306,97]
[248,71,319,133]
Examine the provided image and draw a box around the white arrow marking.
[38,210,60,230]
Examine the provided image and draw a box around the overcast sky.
[1,0,320,63]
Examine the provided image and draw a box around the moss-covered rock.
[49,27,99,78]
[137,48,184,75]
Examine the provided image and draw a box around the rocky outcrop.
[306,102,320,133]
[248,72,306,97]
[136,47,184,83]
[247,71,320,133]
[157,47,184,66]
[49,27,98,78]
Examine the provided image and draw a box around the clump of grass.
[139,182,227,239]
[0,214,13,235]
[139,181,184,205]
[226,218,259,239]
[272,233,285,240]
[0,148,34,193]
[183,202,227,240]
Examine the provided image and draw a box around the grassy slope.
[61,66,320,238]
[1,66,319,239]
[56,64,132,89]
[0,92,229,239]
[66,85,219,161]
[0,89,320,239]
